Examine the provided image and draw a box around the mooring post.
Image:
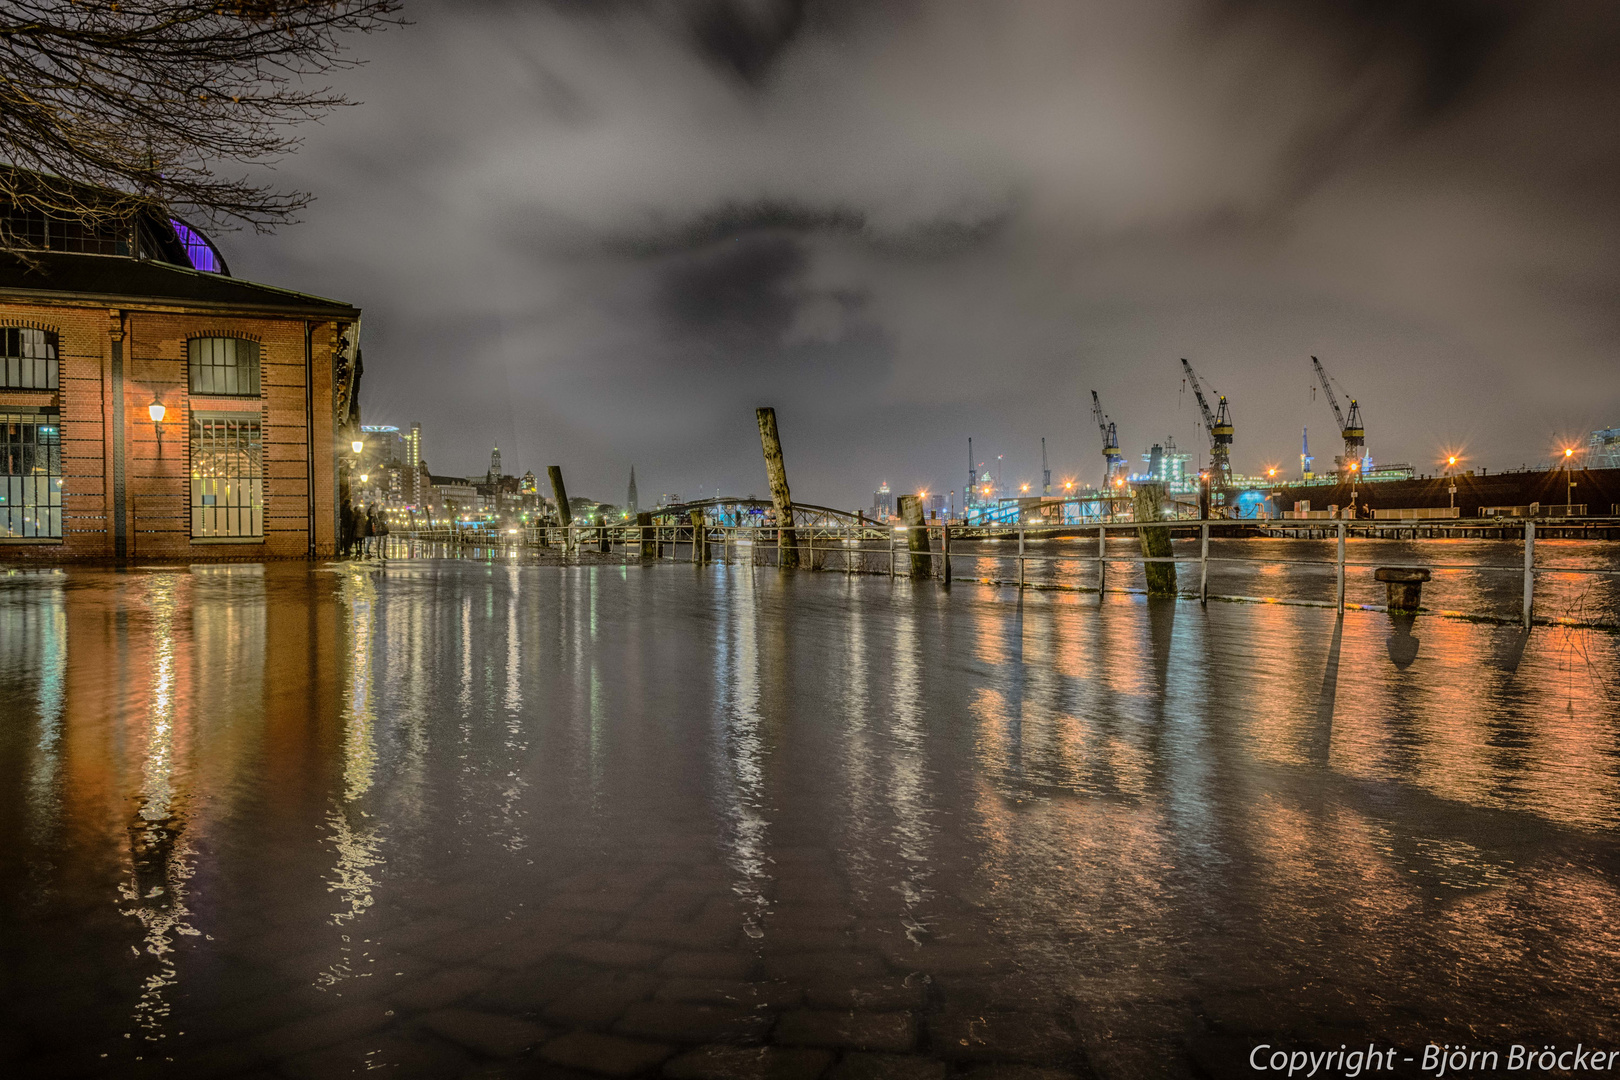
[1336,519,1347,612]
[597,511,610,554]
[888,525,897,578]
[1199,520,1210,606]
[941,520,952,584]
[1523,519,1535,628]
[1017,521,1025,589]
[547,466,572,554]
[637,511,655,561]
[1134,483,1176,595]
[1097,522,1106,594]
[755,407,800,569]
[899,495,930,578]
[690,509,706,564]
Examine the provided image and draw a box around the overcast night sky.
[225,0,1620,508]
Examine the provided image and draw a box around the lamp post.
[1446,455,1458,509]
[1348,460,1360,519]
[1564,447,1576,514]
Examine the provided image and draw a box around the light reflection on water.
[0,559,1616,1074]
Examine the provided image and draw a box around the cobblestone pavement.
[1,560,1617,1078]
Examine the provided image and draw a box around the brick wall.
[1,299,349,563]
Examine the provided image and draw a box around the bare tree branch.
[0,0,403,240]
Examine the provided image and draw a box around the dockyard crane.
[1090,391,1126,488]
[1180,359,1234,494]
[1311,356,1366,477]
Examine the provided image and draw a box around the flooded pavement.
[1,559,1618,1079]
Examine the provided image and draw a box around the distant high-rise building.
[404,422,422,504]
[873,481,893,519]
[627,466,639,515]
[490,446,501,483]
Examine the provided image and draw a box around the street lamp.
[351,437,365,455]
[1445,454,1458,509]
[148,397,166,456]
[1563,446,1577,513]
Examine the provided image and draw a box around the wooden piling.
[547,466,572,553]
[899,495,930,578]
[755,407,800,569]
[637,511,656,560]
[941,521,952,584]
[690,509,707,564]
[597,511,610,553]
[1134,483,1176,595]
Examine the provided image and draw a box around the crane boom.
[1180,358,1216,430]
[1312,356,1347,431]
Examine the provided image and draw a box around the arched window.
[188,337,260,397]
[1,327,59,390]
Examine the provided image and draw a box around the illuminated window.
[169,220,222,273]
[188,337,260,397]
[0,410,62,539]
[190,415,263,539]
[1,327,58,389]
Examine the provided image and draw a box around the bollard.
[1134,483,1176,595]
[755,407,801,569]
[637,511,656,560]
[899,495,930,579]
[1375,567,1430,611]
[1199,521,1210,606]
[690,510,707,564]
[1523,519,1535,628]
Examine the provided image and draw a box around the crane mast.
[1090,391,1126,488]
[1180,359,1234,494]
[1041,437,1051,496]
[1311,356,1366,477]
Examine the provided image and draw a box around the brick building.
[1,203,360,561]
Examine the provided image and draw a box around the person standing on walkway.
[371,504,389,562]
[354,501,372,558]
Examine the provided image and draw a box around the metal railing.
[396,516,1620,630]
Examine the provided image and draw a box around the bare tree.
[0,1,402,235]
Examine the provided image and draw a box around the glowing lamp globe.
[147,401,166,424]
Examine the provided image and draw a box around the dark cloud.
[224,0,1620,504]
[661,233,805,336]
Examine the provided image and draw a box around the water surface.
[1,559,1616,1078]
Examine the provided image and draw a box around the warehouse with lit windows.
[0,179,360,560]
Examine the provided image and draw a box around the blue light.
[169,220,221,273]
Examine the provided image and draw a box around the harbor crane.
[1311,356,1366,477]
[1090,391,1127,488]
[1180,358,1234,494]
